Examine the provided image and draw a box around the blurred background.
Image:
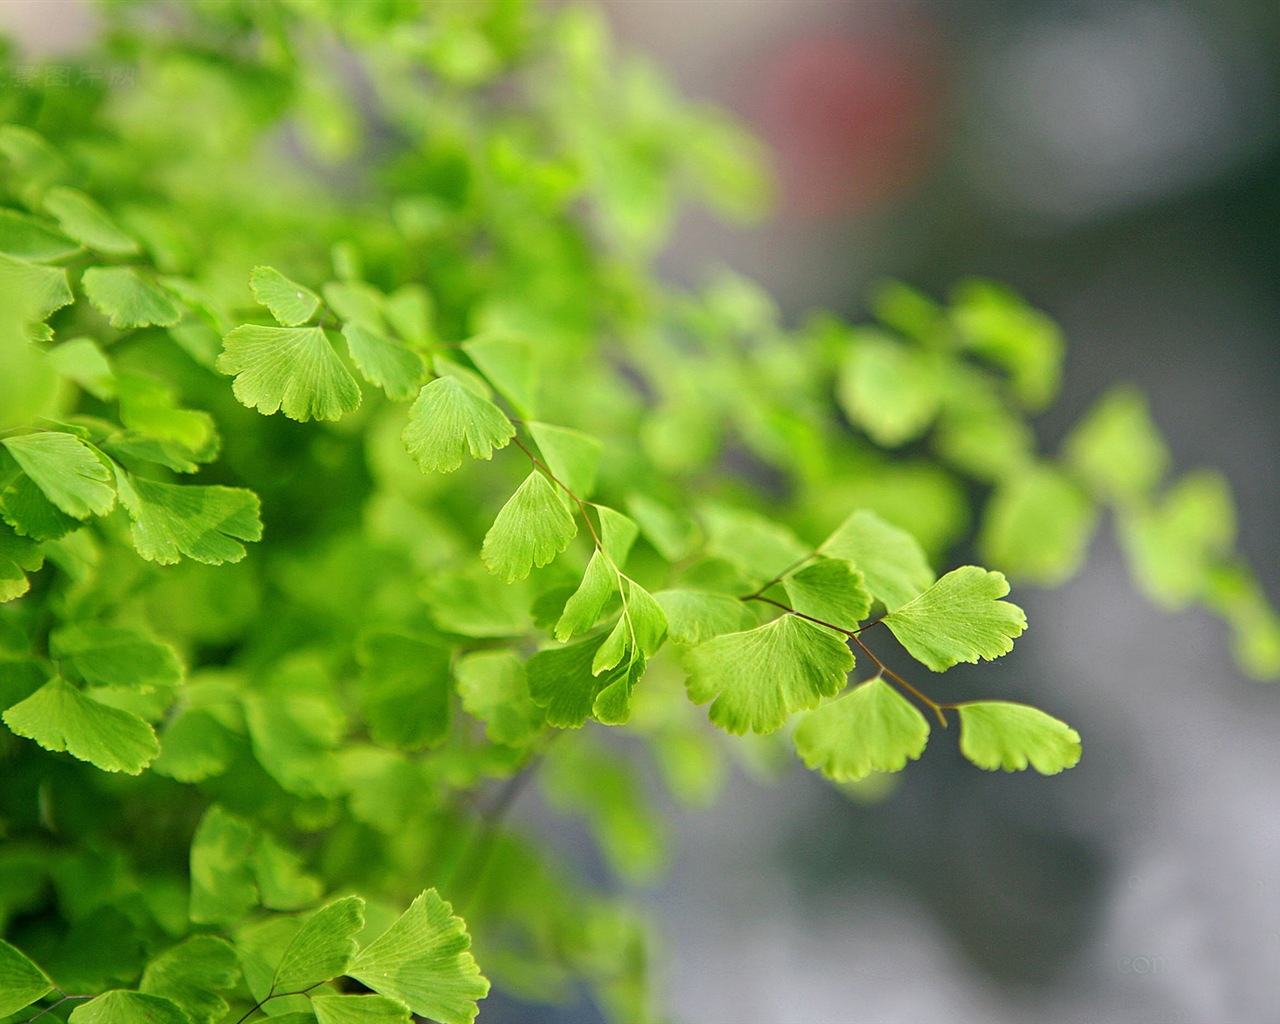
[594,2,1280,1022]
[4,1,1278,1021]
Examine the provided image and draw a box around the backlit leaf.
[793,678,930,781]
[50,623,181,690]
[684,615,853,735]
[782,556,871,629]
[43,186,139,255]
[957,701,1081,774]
[1063,386,1168,505]
[978,465,1097,585]
[883,566,1026,672]
[313,994,412,1024]
[481,470,576,582]
[343,323,426,400]
[250,265,320,326]
[527,421,602,497]
[115,472,262,565]
[68,991,192,1024]
[140,936,240,1024]
[401,375,515,473]
[820,509,934,611]
[82,266,181,328]
[218,324,361,421]
[2,677,159,774]
[0,938,53,1016]
[349,889,489,1024]
[1,431,115,519]
[273,896,365,991]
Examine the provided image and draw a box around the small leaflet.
[1,677,159,774]
[249,265,320,326]
[956,701,1081,774]
[837,330,940,447]
[67,991,190,1024]
[0,938,53,1016]
[343,323,426,400]
[684,615,854,735]
[781,556,872,629]
[883,566,1026,672]
[1062,386,1169,505]
[43,186,139,255]
[401,375,515,473]
[272,895,365,992]
[50,622,182,690]
[480,470,576,582]
[139,936,240,1024]
[115,471,263,566]
[819,509,934,612]
[792,678,930,781]
[978,464,1097,585]
[313,994,414,1024]
[218,324,361,421]
[527,421,602,497]
[82,266,181,328]
[348,889,490,1024]
[1,431,115,520]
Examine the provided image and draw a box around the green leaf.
[883,566,1027,672]
[527,421,602,498]
[189,805,258,926]
[2,432,115,519]
[0,252,73,323]
[481,470,577,582]
[1119,470,1235,609]
[950,279,1063,410]
[700,505,808,581]
[273,896,365,992]
[253,832,323,912]
[455,651,544,745]
[384,284,432,346]
[153,706,235,782]
[627,493,697,561]
[82,266,181,328]
[115,472,262,565]
[0,208,79,261]
[68,991,192,1024]
[343,323,426,400]
[623,580,667,656]
[654,589,752,645]
[140,936,240,1024]
[591,651,647,726]
[349,889,490,1024]
[323,279,384,329]
[50,623,182,690]
[0,520,44,602]
[47,337,115,399]
[684,615,854,735]
[312,994,413,1024]
[782,556,872,629]
[401,376,515,473]
[597,505,640,564]
[836,331,940,447]
[2,677,159,773]
[463,334,537,417]
[957,701,1081,774]
[218,325,361,421]
[0,938,53,1016]
[43,186,139,255]
[250,266,320,326]
[555,550,616,641]
[355,631,451,750]
[526,633,618,728]
[978,465,1097,585]
[820,509,934,611]
[1063,386,1169,505]
[243,692,342,798]
[793,678,930,781]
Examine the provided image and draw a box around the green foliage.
[0,1,1270,1021]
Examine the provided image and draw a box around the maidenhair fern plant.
[1,2,1275,1022]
